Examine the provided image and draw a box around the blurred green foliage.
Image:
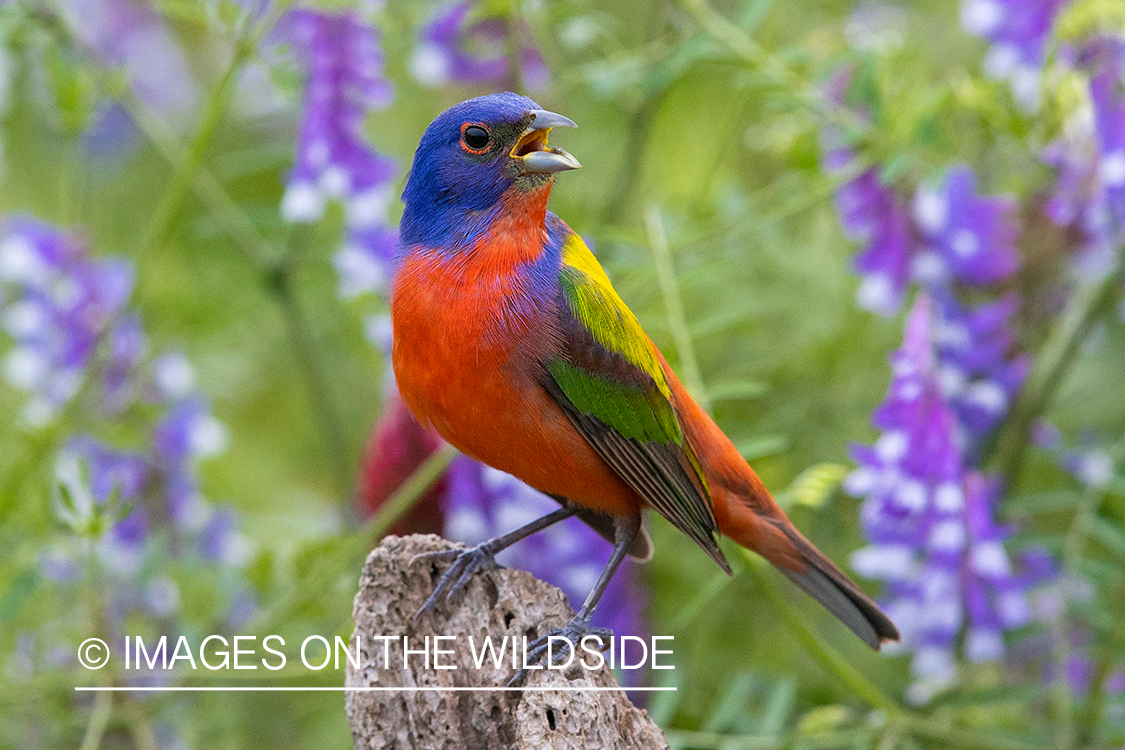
[1,0,1123,748]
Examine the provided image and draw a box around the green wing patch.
[545,358,681,445]
[544,229,730,573]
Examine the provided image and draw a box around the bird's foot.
[412,543,501,619]
[508,618,613,687]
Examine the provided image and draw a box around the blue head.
[400,93,580,250]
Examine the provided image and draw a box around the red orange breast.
[390,242,641,517]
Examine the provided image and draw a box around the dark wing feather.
[542,374,731,573]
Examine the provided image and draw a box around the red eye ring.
[460,122,492,154]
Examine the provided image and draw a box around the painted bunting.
[391,93,899,683]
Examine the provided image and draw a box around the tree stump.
[346,534,670,750]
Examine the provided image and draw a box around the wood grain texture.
[346,534,669,750]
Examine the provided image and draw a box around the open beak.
[511,109,581,174]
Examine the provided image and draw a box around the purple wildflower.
[844,4,907,53]
[151,395,246,565]
[912,166,1019,288]
[0,218,134,425]
[53,0,197,159]
[0,215,255,665]
[81,103,142,160]
[200,507,252,566]
[280,9,399,300]
[961,0,1067,109]
[1041,37,1125,278]
[931,292,1029,447]
[824,76,1019,312]
[840,171,915,315]
[66,436,150,505]
[443,457,646,641]
[56,0,198,117]
[1092,96,1125,204]
[101,312,146,413]
[280,10,394,223]
[1090,48,1125,234]
[821,97,916,316]
[410,2,549,91]
[848,294,1040,702]
[1038,426,1118,490]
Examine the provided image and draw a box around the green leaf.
[1088,516,1125,560]
[644,668,683,727]
[879,152,916,183]
[795,705,853,735]
[153,0,210,24]
[759,677,796,736]
[1008,490,1081,514]
[927,682,1051,710]
[1075,556,1121,585]
[738,0,778,32]
[245,549,275,594]
[217,0,244,30]
[690,304,761,338]
[41,45,98,135]
[782,463,849,509]
[704,672,759,733]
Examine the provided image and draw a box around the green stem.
[268,227,357,516]
[364,443,459,542]
[246,444,458,632]
[120,699,159,750]
[736,550,900,714]
[598,91,665,228]
[992,267,1123,486]
[669,569,731,632]
[674,0,868,137]
[0,314,121,520]
[1051,487,1103,750]
[900,716,1048,750]
[78,535,113,750]
[112,61,357,522]
[121,96,279,269]
[645,204,710,409]
[1076,574,1125,748]
[131,37,256,283]
[876,723,904,750]
[77,689,112,750]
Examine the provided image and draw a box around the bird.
[390,92,899,684]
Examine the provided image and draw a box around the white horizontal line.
[74,686,676,692]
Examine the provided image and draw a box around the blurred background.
[1,0,1124,747]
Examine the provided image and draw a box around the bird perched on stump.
[391,92,899,684]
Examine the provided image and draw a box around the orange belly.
[390,251,642,517]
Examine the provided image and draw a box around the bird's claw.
[413,543,500,620]
[507,619,613,687]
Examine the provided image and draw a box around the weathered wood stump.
[346,534,669,750]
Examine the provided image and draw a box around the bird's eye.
[461,124,491,152]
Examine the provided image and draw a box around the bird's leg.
[413,505,578,618]
[509,513,640,687]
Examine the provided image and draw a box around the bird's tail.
[652,348,899,648]
[771,520,899,649]
[719,494,900,649]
